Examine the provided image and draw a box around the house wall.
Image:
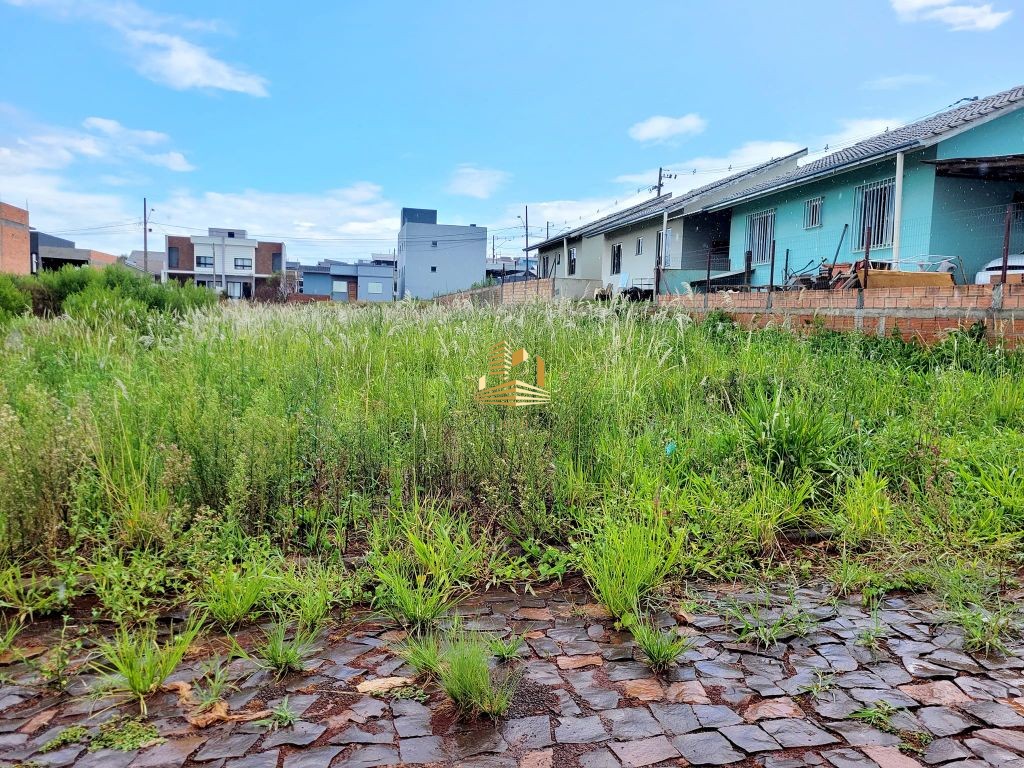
[166,236,195,271]
[397,222,486,298]
[356,265,394,302]
[728,149,940,286]
[935,109,1024,159]
[0,203,30,275]
[598,219,665,287]
[302,272,333,297]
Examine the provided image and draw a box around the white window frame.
[656,228,673,268]
[568,247,577,276]
[367,281,383,295]
[853,178,896,252]
[636,236,643,255]
[226,280,242,299]
[803,197,823,230]
[233,257,253,270]
[745,209,776,266]
[611,243,622,275]
[331,279,348,294]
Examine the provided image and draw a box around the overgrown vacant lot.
[1,300,1024,767]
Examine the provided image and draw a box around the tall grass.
[0,299,1022,613]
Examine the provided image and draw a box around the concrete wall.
[398,222,486,298]
[302,272,333,298]
[936,109,1024,159]
[434,278,555,305]
[0,203,30,275]
[598,219,666,288]
[356,264,394,302]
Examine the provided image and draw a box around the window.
[803,197,823,229]
[655,228,673,268]
[568,247,577,276]
[611,243,622,275]
[367,281,383,295]
[332,279,347,294]
[234,257,253,270]
[636,236,643,255]
[227,281,242,299]
[542,255,550,277]
[431,241,438,248]
[167,246,179,269]
[853,178,896,251]
[745,209,776,265]
[227,231,235,238]
[272,252,282,272]
[430,265,437,273]
[196,254,214,268]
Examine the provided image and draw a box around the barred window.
[803,197,823,229]
[853,178,896,251]
[745,209,776,265]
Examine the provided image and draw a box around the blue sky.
[0,0,1019,261]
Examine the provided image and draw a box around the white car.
[974,255,1024,284]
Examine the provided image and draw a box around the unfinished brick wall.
[0,203,30,275]
[661,284,1024,345]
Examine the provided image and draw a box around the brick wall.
[0,203,30,275]
[86,250,117,267]
[661,284,1024,345]
[167,235,194,271]
[255,241,282,275]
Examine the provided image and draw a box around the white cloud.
[890,0,1012,30]
[628,114,707,143]
[446,165,510,200]
[863,73,935,90]
[125,30,268,96]
[3,0,268,95]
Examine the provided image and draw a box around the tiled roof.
[712,84,1024,208]
[664,149,808,214]
[526,194,672,251]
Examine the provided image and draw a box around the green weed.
[627,617,693,673]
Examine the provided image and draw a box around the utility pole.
[655,167,677,196]
[142,197,149,276]
[546,221,550,239]
[525,206,529,280]
[492,234,495,260]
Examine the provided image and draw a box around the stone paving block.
[744,697,804,721]
[621,679,665,701]
[861,745,926,768]
[719,724,781,753]
[666,680,711,704]
[761,718,839,748]
[693,704,744,728]
[450,726,509,758]
[520,748,554,768]
[194,732,260,762]
[579,747,623,768]
[75,749,136,768]
[822,747,880,768]
[608,735,680,767]
[898,681,974,706]
[671,731,744,765]
[601,708,663,739]
[130,735,208,767]
[262,720,326,748]
[825,720,902,747]
[399,735,448,764]
[922,737,972,765]
[500,715,553,749]
[964,700,1024,727]
[917,706,977,737]
[283,746,344,768]
[963,737,1023,766]
[391,699,432,738]
[648,703,700,735]
[336,744,401,768]
[330,720,396,745]
[975,728,1024,754]
[555,715,609,744]
[226,752,280,768]
[31,745,84,766]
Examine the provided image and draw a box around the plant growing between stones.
[0,564,66,620]
[579,508,682,621]
[40,725,89,753]
[91,615,203,716]
[258,697,298,732]
[627,616,693,673]
[954,604,1017,655]
[488,633,525,662]
[90,717,164,751]
[196,559,273,629]
[193,656,237,712]
[251,620,321,679]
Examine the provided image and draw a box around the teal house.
[707,84,1024,286]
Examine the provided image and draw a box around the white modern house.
[396,208,486,298]
[163,228,285,299]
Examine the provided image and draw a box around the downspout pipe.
[892,151,905,269]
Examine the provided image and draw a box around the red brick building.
[0,203,31,275]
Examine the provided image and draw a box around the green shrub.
[579,509,682,621]
[0,274,30,322]
[197,560,273,628]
